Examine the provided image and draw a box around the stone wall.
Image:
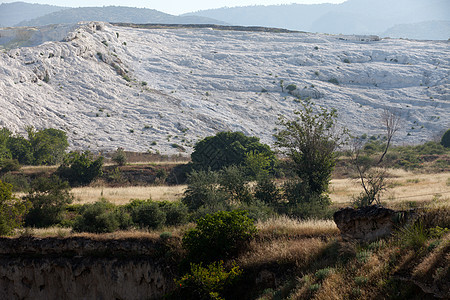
[0,237,178,300]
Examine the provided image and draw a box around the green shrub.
[0,173,30,192]
[73,199,131,233]
[57,151,104,186]
[0,158,20,173]
[182,169,228,211]
[129,199,166,229]
[441,129,450,148]
[219,165,253,204]
[286,84,297,93]
[112,147,127,166]
[398,222,428,250]
[254,178,282,206]
[315,268,334,281]
[175,261,242,300]
[183,210,257,263]
[328,78,339,85]
[158,201,189,226]
[24,176,73,227]
[0,180,31,235]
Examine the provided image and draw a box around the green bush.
[441,129,450,148]
[57,151,104,186]
[183,210,257,263]
[73,199,131,233]
[182,169,228,211]
[158,201,189,226]
[219,165,253,204]
[175,261,243,300]
[24,176,73,227]
[0,180,31,235]
[112,147,127,166]
[254,178,282,207]
[128,199,166,229]
[0,158,21,173]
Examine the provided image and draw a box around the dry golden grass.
[237,237,326,268]
[330,170,450,206]
[71,185,187,205]
[14,223,195,239]
[256,216,339,239]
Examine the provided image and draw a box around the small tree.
[24,176,73,227]
[57,151,104,186]
[351,109,400,207]
[191,131,275,172]
[27,127,68,165]
[112,147,127,166]
[274,100,343,197]
[0,180,30,235]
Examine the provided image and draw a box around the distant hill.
[185,0,450,39]
[382,21,450,40]
[0,2,66,27]
[16,6,226,27]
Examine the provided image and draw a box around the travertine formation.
[333,205,414,242]
[0,237,177,300]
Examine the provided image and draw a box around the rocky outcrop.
[333,205,415,242]
[0,237,178,300]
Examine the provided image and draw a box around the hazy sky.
[0,1,346,15]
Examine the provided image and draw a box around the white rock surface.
[0,22,448,154]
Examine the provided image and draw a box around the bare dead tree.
[351,109,400,207]
[378,109,401,165]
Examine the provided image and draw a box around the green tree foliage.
[6,135,33,165]
[182,210,257,263]
[27,127,68,165]
[0,180,30,235]
[24,176,73,227]
[182,169,228,211]
[191,131,275,172]
[57,151,104,186]
[0,128,12,162]
[441,129,450,148]
[112,147,127,166]
[175,261,243,300]
[128,199,166,229]
[274,101,342,196]
[73,199,131,233]
[219,165,253,205]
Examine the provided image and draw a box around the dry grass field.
[71,185,187,205]
[329,169,450,207]
[69,169,450,208]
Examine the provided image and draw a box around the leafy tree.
[24,176,73,227]
[274,101,343,197]
[219,165,253,205]
[0,128,12,163]
[27,127,68,165]
[57,151,104,186]
[191,131,275,172]
[0,180,30,235]
[182,169,228,211]
[112,147,127,166]
[7,135,33,165]
[441,129,450,148]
